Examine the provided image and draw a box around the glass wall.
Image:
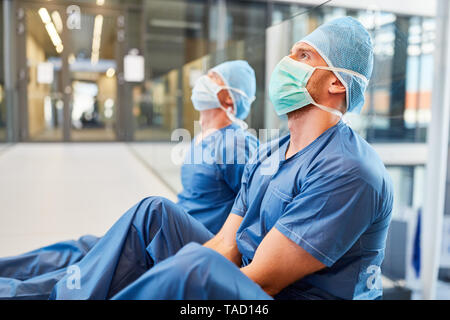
[264,4,435,143]
[24,6,65,141]
[0,1,5,142]
[67,9,119,141]
[124,1,435,143]
[130,0,269,141]
[3,0,435,143]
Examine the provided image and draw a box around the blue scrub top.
[231,120,393,300]
[178,123,259,234]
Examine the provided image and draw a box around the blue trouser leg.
[0,235,100,280]
[112,243,273,300]
[0,268,68,300]
[50,196,214,300]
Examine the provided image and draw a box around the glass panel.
[133,0,270,141]
[263,3,435,144]
[132,0,206,141]
[25,7,64,141]
[18,0,436,144]
[0,1,5,142]
[67,11,118,141]
[51,0,126,6]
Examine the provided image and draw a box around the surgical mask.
[191,75,253,129]
[269,56,368,118]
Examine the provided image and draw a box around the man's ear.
[225,95,234,108]
[218,89,234,110]
[329,77,346,95]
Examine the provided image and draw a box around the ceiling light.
[56,44,64,53]
[106,68,115,78]
[68,54,76,64]
[91,14,104,65]
[51,11,63,33]
[39,7,64,54]
[38,8,51,24]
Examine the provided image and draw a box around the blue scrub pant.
[0,235,99,279]
[0,235,99,300]
[50,196,271,300]
[112,242,272,300]
[1,196,271,300]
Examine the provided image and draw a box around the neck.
[286,106,340,159]
[198,109,232,140]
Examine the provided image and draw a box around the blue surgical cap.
[300,16,374,114]
[211,60,256,120]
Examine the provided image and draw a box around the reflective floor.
[28,128,117,142]
[0,143,177,257]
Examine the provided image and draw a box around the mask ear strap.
[313,103,343,118]
[315,66,369,85]
[302,88,343,118]
[223,86,255,103]
[219,105,248,130]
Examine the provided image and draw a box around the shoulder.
[212,127,260,164]
[333,124,393,199]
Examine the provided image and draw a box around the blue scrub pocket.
[260,184,293,230]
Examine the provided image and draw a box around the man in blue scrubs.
[179,60,259,234]
[0,61,258,299]
[47,17,393,300]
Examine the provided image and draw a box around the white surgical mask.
[191,75,252,129]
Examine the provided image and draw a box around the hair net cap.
[211,60,256,120]
[299,16,374,114]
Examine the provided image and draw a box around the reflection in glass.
[26,7,64,141]
[0,85,5,142]
[0,1,5,142]
[68,12,117,141]
[264,4,434,143]
[17,1,436,144]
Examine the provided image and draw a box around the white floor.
[129,142,183,194]
[0,143,177,257]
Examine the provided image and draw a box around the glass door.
[22,5,67,141]
[66,8,119,141]
[17,1,123,142]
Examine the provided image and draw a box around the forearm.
[203,213,243,266]
[203,235,242,266]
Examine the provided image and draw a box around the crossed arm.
[203,213,326,297]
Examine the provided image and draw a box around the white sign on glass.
[124,53,145,82]
[37,62,54,84]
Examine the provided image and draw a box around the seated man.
[48,16,392,300]
[0,61,258,299]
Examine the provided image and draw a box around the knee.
[140,196,173,208]
[163,244,217,286]
[132,196,186,234]
[135,196,178,220]
[175,243,223,270]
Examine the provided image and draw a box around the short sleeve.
[216,131,258,193]
[218,138,255,194]
[275,174,380,267]
[229,163,252,217]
